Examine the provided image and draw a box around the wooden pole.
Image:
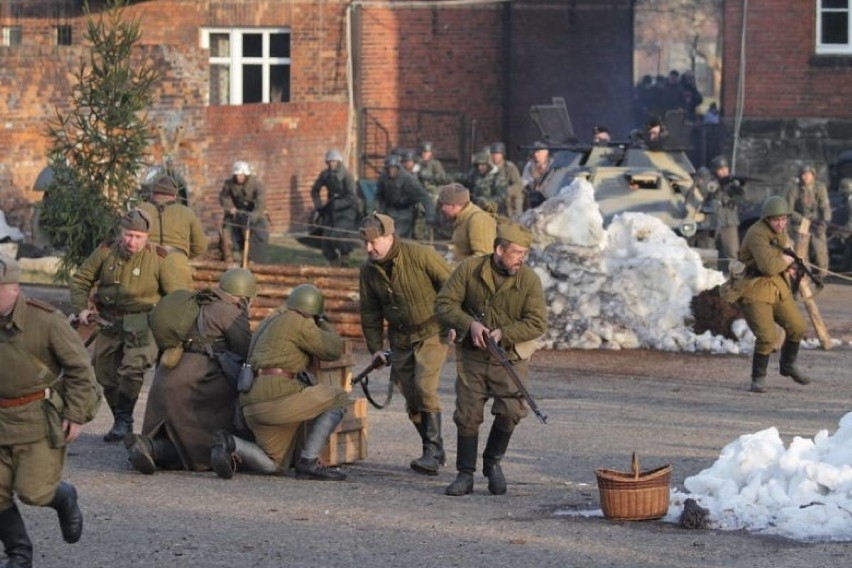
[794,218,833,350]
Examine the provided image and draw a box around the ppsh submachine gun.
[351,349,393,409]
[774,243,824,297]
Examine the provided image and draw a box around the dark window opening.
[56,25,72,46]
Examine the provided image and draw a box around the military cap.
[0,255,21,284]
[497,222,533,249]
[438,183,470,206]
[385,154,401,169]
[709,155,729,171]
[359,213,395,241]
[419,141,434,153]
[401,149,417,162]
[490,141,506,155]
[152,175,179,196]
[120,208,152,233]
[761,195,792,218]
[472,152,490,165]
[325,149,343,162]
[798,164,816,177]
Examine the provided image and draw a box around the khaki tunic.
[139,200,207,289]
[1,293,101,509]
[738,219,807,355]
[436,255,547,434]
[142,289,251,470]
[450,202,497,263]
[239,310,348,468]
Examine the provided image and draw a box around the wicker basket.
[595,453,672,521]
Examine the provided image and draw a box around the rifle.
[775,244,824,297]
[472,314,547,424]
[351,349,393,409]
[68,313,113,347]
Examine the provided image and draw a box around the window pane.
[210,64,230,105]
[3,26,22,46]
[823,0,847,9]
[822,12,849,44]
[242,64,263,104]
[270,65,291,103]
[270,33,290,58]
[242,33,262,58]
[56,25,72,46]
[210,33,230,57]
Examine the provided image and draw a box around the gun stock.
[352,349,391,385]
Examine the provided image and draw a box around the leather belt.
[0,388,50,408]
[255,368,295,379]
[161,245,187,256]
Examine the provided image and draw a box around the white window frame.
[1,25,22,47]
[816,0,852,54]
[200,27,291,105]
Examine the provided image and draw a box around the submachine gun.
[351,349,393,409]
[774,243,824,297]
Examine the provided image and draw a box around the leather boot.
[749,352,770,394]
[294,458,347,481]
[295,409,347,481]
[482,424,513,495]
[410,412,444,476]
[127,435,180,474]
[445,435,478,496]
[0,504,33,568]
[48,481,83,544]
[779,341,811,385]
[103,393,136,442]
[210,431,279,479]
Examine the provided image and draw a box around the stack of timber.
[191,260,362,338]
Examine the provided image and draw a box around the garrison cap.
[0,255,21,284]
[152,175,179,196]
[120,208,152,233]
[497,222,533,249]
[437,183,470,206]
[359,213,395,241]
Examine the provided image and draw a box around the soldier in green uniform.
[358,213,452,475]
[210,284,350,481]
[219,160,269,264]
[437,183,497,263]
[0,255,102,567]
[489,142,524,218]
[70,209,182,442]
[375,154,435,240]
[126,268,255,474]
[786,164,832,278]
[310,149,360,266]
[464,152,508,216]
[436,223,547,496]
[707,155,745,275]
[416,141,453,240]
[139,175,208,290]
[737,196,811,393]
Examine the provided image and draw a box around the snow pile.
[0,211,24,242]
[669,412,852,542]
[522,178,743,352]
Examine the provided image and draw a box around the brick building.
[0,0,633,237]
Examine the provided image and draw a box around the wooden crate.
[311,339,355,392]
[320,397,368,466]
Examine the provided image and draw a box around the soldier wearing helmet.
[489,142,524,217]
[706,154,747,274]
[464,151,508,216]
[309,149,360,266]
[737,195,811,393]
[211,283,350,481]
[521,141,552,210]
[219,160,269,263]
[785,163,832,277]
[127,268,255,475]
[414,142,453,240]
[374,152,435,239]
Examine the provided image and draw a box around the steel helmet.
[286,284,325,316]
[401,149,417,163]
[385,154,401,169]
[761,195,792,218]
[419,141,434,153]
[472,152,490,165]
[325,149,343,162]
[489,141,506,155]
[709,155,729,171]
[798,163,816,177]
[232,161,251,176]
[219,268,258,299]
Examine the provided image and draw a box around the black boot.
[0,504,33,568]
[210,431,279,479]
[482,424,513,495]
[295,410,347,481]
[779,341,811,385]
[103,393,136,443]
[126,435,180,474]
[294,458,347,481]
[445,435,478,496]
[750,352,770,393]
[48,481,83,544]
[410,412,444,476]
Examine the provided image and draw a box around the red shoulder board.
[155,245,168,258]
[25,297,58,313]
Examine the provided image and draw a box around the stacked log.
[191,260,363,338]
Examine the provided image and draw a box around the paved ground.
[14,281,852,567]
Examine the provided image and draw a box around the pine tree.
[41,0,159,280]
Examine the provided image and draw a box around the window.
[56,25,72,46]
[201,28,291,105]
[817,0,852,54]
[1,26,22,47]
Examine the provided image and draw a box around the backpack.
[149,288,218,351]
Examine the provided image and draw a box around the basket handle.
[631,452,639,480]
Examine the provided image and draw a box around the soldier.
[436,223,547,496]
[138,175,208,290]
[219,160,269,264]
[786,164,832,278]
[125,268,255,474]
[70,209,181,442]
[0,255,102,566]
[210,284,350,481]
[310,149,360,266]
[437,183,497,263]
[417,141,453,240]
[465,152,508,216]
[521,142,552,210]
[489,142,524,218]
[592,126,612,145]
[737,196,810,393]
[358,213,452,475]
[708,155,746,274]
[375,154,435,239]
[400,149,418,176]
